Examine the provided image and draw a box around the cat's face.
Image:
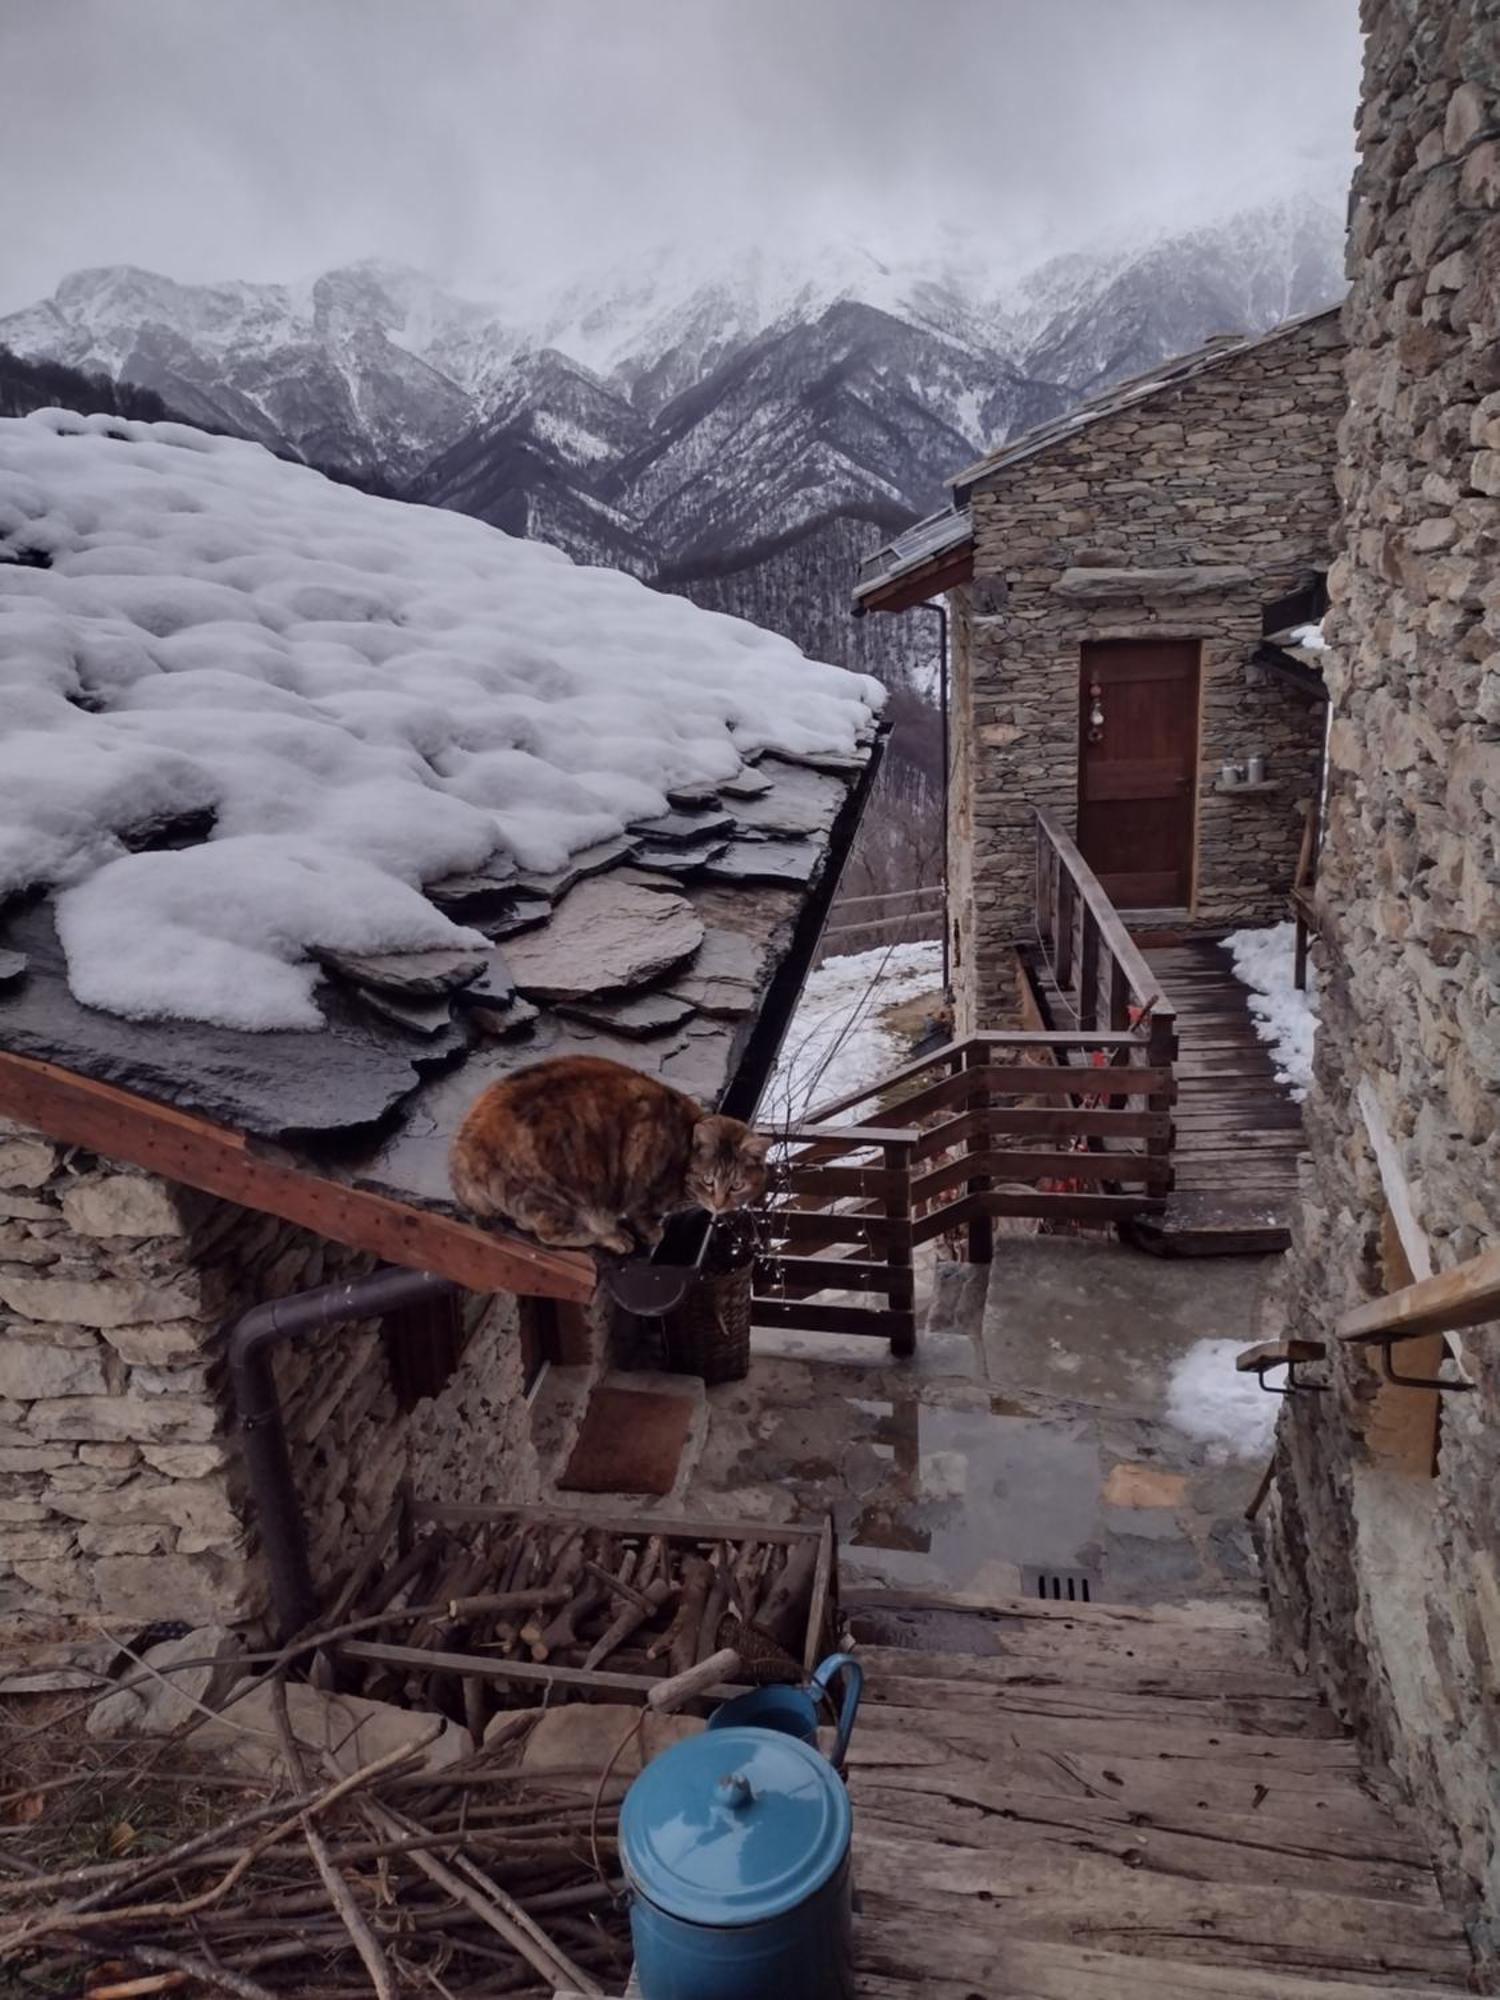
[687,1116,770,1215]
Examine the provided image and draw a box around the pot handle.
[811,1652,863,1772]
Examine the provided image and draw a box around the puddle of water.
[837,1402,1105,1590]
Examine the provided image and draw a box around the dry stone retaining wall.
[950,314,1342,1028]
[1259,0,1500,1958]
[0,1122,545,1636]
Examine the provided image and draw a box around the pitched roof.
[0,410,881,1292]
[948,307,1342,500]
[853,307,1343,615]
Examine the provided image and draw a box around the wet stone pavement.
[678,1236,1285,1605]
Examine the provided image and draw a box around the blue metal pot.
[706,1653,863,1772]
[619,1724,856,2000]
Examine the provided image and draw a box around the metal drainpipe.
[225,1266,460,1639]
[911,600,951,999]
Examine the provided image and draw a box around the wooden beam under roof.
[853,541,975,615]
[0,1048,596,1304]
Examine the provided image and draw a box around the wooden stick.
[695,1569,730,1665]
[583,1578,673,1672]
[648,1649,741,1713]
[268,1676,398,2000]
[446,1586,571,1619]
[364,1801,601,1998]
[2,1730,436,1949]
[581,1559,653,1614]
[653,1556,711,1673]
[75,1974,189,1999]
[94,1945,278,2000]
[759,1539,817,1648]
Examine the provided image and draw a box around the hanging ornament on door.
[1087,681,1105,743]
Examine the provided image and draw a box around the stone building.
[1255,0,1500,1958]
[856,312,1345,1029]
[0,410,879,1642]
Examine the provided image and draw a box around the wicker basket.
[663,1215,756,1383]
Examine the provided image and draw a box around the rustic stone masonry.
[0,1122,548,1635]
[949,313,1343,1030]
[1258,0,1500,1959]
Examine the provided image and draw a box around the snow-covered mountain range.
[0,195,1344,686]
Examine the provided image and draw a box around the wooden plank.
[804,1511,835,1675]
[338,1636,748,1701]
[773,1159,904,1199]
[849,1643,1315,1704]
[983,1189,1162,1221]
[860,1672,1345,1737]
[762,1209,904,1249]
[851,1842,1472,1984]
[748,1298,909,1337]
[910,1104,1172,1159]
[1340,1243,1500,1347]
[412,1500,822,1543]
[850,1785,1440,1902]
[854,1928,1469,2000]
[0,1046,596,1304]
[854,1699,1364,1771]
[752,1254,894,1295]
[913,1148,1165,1204]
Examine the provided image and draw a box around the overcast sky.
[0,0,1362,313]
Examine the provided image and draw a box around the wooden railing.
[750,812,1179,1355]
[753,1028,1174,1353]
[1032,808,1175,1039]
[1340,1246,1500,1351]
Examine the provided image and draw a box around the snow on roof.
[949,307,1343,499]
[0,409,882,1034]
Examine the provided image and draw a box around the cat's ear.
[740,1129,771,1163]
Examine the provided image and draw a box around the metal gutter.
[226,1266,459,1638]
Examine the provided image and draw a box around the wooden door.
[1077,639,1199,909]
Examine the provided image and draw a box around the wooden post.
[884,1137,916,1357]
[1108,953,1131,1032]
[1055,868,1076,996]
[1145,1008,1177,1194]
[1078,909,1100,1032]
[1034,813,1050,957]
[963,1043,994,1265]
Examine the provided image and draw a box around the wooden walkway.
[845,1591,1474,1998]
[1129,937,1304,1255]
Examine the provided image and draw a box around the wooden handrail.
[1032,808,1174,1028]
[1340,1244,1500,1347]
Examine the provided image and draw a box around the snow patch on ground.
[1166,1338,1278,1463]
[766,940,943,1126]
[0,409,881,1031]
[1224,921,1319,1100]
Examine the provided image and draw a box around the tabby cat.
[450,1055,770,1256]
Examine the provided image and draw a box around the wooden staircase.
[842,1590,1476,1996]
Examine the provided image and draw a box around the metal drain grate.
[1021,1564,1096,1603]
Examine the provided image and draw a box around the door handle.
[1087,682,1105,743]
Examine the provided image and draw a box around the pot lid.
[620,1725,851,1926]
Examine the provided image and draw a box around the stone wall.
[950,313,1343,1027]
[0,1125,554,1637]
[1258,0,1500,1958]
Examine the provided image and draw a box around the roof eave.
[853,541,975,616]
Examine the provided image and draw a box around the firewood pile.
[0,1506,835,1996]
[0,1671,634,1998]
[330,1502,835,1737]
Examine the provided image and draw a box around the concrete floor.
[677,1236,1285,1606]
